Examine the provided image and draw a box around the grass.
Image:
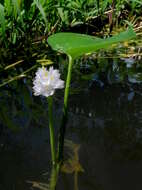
[0,0,141,73]
[0,0,141,44]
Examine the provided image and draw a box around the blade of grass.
[0,65,37,88]
[0,3,6,38]
[4,60,24,70]
[4,0,12,15]
[12,0,23,23]
[0,74,26,88]
[34,0,48,28]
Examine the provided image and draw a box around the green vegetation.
[0,0,141,106]
[48,28,136,59]
[0,0,141,48]
[0,1,141,190]
[46,27,136,189]
[0,0,141,83]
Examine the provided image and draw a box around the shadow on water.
[0,53,142,190]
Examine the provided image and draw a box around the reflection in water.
[27,166,58,190]
[27,140,83,190]
[61,140,84,190]
[27,180,49,190]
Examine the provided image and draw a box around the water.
[0,51,142,190]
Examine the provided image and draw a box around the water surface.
[0,51,142,190]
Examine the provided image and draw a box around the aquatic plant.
[33,66,64,167]
[48,28,136,59]
[30,27,137,189]
[48,27,136,163]
[45,27,136,188]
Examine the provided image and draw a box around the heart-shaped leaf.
[48,28,136,59]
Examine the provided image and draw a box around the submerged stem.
[57,55,74,163]
[48,96,56,167]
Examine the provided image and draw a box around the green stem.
[64,56,73,111]
[48,96,56,167]
[57,55,74,163]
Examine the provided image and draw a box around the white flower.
[33,66,64,97]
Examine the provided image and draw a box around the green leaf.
[0,3,5,38]
[12,0,20,18]
[48,28,136,59]
[34,0,48,27]
[4,0,12,15]
[12,0,23,24]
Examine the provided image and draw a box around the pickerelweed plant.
[33,27,136,189]
[33,66,64,167]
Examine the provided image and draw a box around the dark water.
[0,55,142,190]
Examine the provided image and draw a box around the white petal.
[33,66,64,97]
[55,80,64,89]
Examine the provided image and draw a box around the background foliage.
[0,0,141,47]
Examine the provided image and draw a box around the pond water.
[0,47,142,190]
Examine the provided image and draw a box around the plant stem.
[48,96,56,167]
[57,55,74,163]
[64,56,73,110]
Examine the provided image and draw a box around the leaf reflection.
[61,140,84,190]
